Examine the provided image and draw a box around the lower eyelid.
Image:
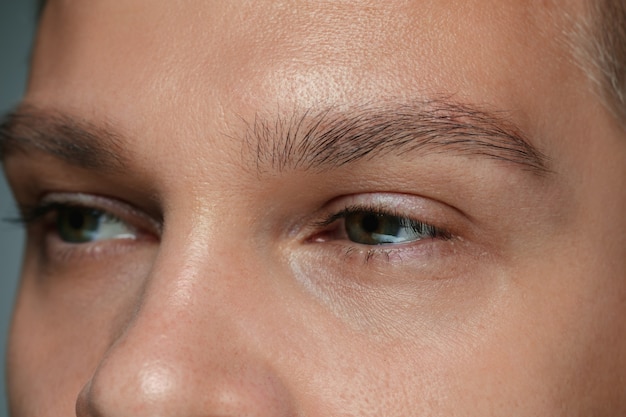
[295,238,460,284]
[22,194,160,264]
[41,232,152,264]
[309,231,446,259]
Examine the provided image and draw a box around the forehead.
[25,0,595,182]
[29,0,584,108]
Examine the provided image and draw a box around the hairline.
[568,0,626,127]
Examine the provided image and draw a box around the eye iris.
[345,211,410,245]
[340,208,444,246]
[57,207,102,243]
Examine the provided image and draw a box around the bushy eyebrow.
[0,105,127,171]
[244,100,550,175]
[0,100,549,177]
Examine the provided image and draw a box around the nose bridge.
[76,228,296,417]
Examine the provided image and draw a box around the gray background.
[1,1,37,415]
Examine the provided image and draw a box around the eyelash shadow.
[6,202,90,227]
[314,204,452,240]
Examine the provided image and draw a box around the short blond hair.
[572,0,626,125]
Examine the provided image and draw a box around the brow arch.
[243,99,550,175]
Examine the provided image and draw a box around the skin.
[3,0,626,415]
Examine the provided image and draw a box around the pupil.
[68,209,85,230]
[361,214,379,233]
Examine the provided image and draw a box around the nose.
[75,242,297,417]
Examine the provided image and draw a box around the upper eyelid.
[308,203,453,243]
[314,196,442,225]
[20,193,162,236]
[16,201,92,225]
[314,205,418,228]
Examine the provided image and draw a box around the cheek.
[7,246,155,416]
[295,321,562,416]
[306,258,626,415]
[466,253,626,412]
[7,285,102,416]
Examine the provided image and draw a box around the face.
[3,0,626,415]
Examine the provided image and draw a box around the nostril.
[75,379,97,417]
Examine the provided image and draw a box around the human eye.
[287,192,473,332]
[29,203,134,244]
[314,205,450,246]
[302,193,457,267]
[15,192,160,261]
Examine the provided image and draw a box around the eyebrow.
[0,100,549,176]
[0,106,127,171]
[245,100,549,174]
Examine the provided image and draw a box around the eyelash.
[15,202,90,226]
[315,204,449,234]
[310,204,452,261]
[9,193,162,261]
[10,198,450,265]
